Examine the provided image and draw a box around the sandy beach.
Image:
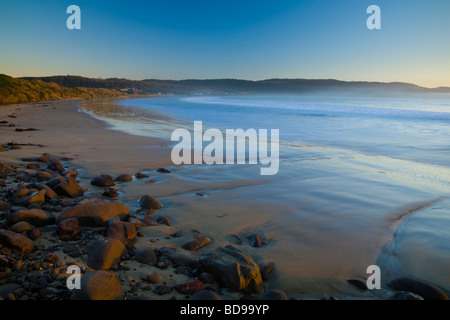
[1,97,449,301]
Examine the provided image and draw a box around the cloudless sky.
[0,0,449,87]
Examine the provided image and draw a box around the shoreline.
[1,98,449,300]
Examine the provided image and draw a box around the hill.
[0,74,131,104]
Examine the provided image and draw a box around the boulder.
[9,208,55,227]
[56,218,82,241]
[200,245,263,294]
[53,177,84,198]
[139,195,162,210]
[142,215,159,226]
[22,190,46,206]
[37,171,52,181]
[83,238,126,270]
[167,251,199,268]
[91,175,115,187]
[0,229,34,253]
[105,218,136,244]
[71,271,123,300]
[0,162,14,178]
[135,247,157,265]
[0,200,12,211]
[182,230,212,251]
[10,221,35,233]
[45,175,65,188]
[56,201,130,227]
[47,158,64,173]
[114,174,133,182]
[36,183,58,200]
[156,168,171,173]
[135,172,149,179]
[388,278,448,300]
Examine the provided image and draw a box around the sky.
[0,0,449,88]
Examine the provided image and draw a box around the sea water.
[84,93,450,297]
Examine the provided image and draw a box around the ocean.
[83,93,450,298]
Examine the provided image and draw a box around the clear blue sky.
[0,0,449,87]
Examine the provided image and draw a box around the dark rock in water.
[156,216,171,226]
[261,289,289,300]
[182,230,212,251]
[47,158,64,173]
[139,195,162,210]
[388,291,424,300]
[260,262,275,281]
[83,238,126,270]
[91,174,115,187]
[347,278,369,291]
[56,218,82,241]
[135,247,157,265]
[247,233,262,248]
[175,279,205,295]
[0,229,34,253]
[146,179,156,184]
[188,290,223,300]
[114,174,133,182]
[156,168,171,173]
[27,228,41,240]
[62,169,78,178]
[56,201,130,227]
[45,175,65,188]
[9,208,54,227]
[71,270,123,300]
[388,277,448,300]
[53,177,84,198]
[135,172,149,179]
[200,245,263,294]
[37,154,52,163]
[102,187,119,199]
[105,218,136,244]
[10,221,35,233]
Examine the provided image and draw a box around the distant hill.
[0,74,131,104]
[21,75,450,95]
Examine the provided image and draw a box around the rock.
[0,283,21,299]
[182,230,212,251]
[102,187,119,199]
[139,195,162,210]
[36,183,58,200]
[105,218,136,244]
[37,171,53,181]
[175,279,205,295]
[53,177,84,198]
[91,175,115,187]
[156,216,171,226]
[260,262,275,281]
[168,251,199,268]
[114,174,133,182]
[22,190,46,206]
[83,238,126,270]
[247,233,262,248]
[47,158,64,173]
[27,229,41,240]
[388,277,448,300]
[26,163,39,170]
[156,168,171,173]
[56,218,82,241]
[146,179,156,184]
[0,200,12,211]
[141,273,161,284]
[56,201,130,227]
[45,175,65,188]
[0,229,34,253]
[347,278,368,291]
[135,172,149,179]
[37,154,52,163]
[142,215,159,226]
[261,289,289,300]
[153,284,173,295]
[0,162,14,178]
[10,221,35,233]
[388,291,424,300]
[188,290,223,300]
[9,208,54,227]
[135,247,157,265]
[71,271,123,300]
[200,245,263,294]
[62,169,77,178]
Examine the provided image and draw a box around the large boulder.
[56,218,82,241]
[71,271,123,300]
[91,175,115,187]
[0,229,34,253]
[47,158,64,173]
[83,238,126,270]
[36,183,58,200]
[53,177,84,198]
[56,201,130,227]
[200,245,263,294]
[182,230,211,251]
[105,217,136,244]
[22,190,46,206]
[9,208,55,227]
[135,247,157,265]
